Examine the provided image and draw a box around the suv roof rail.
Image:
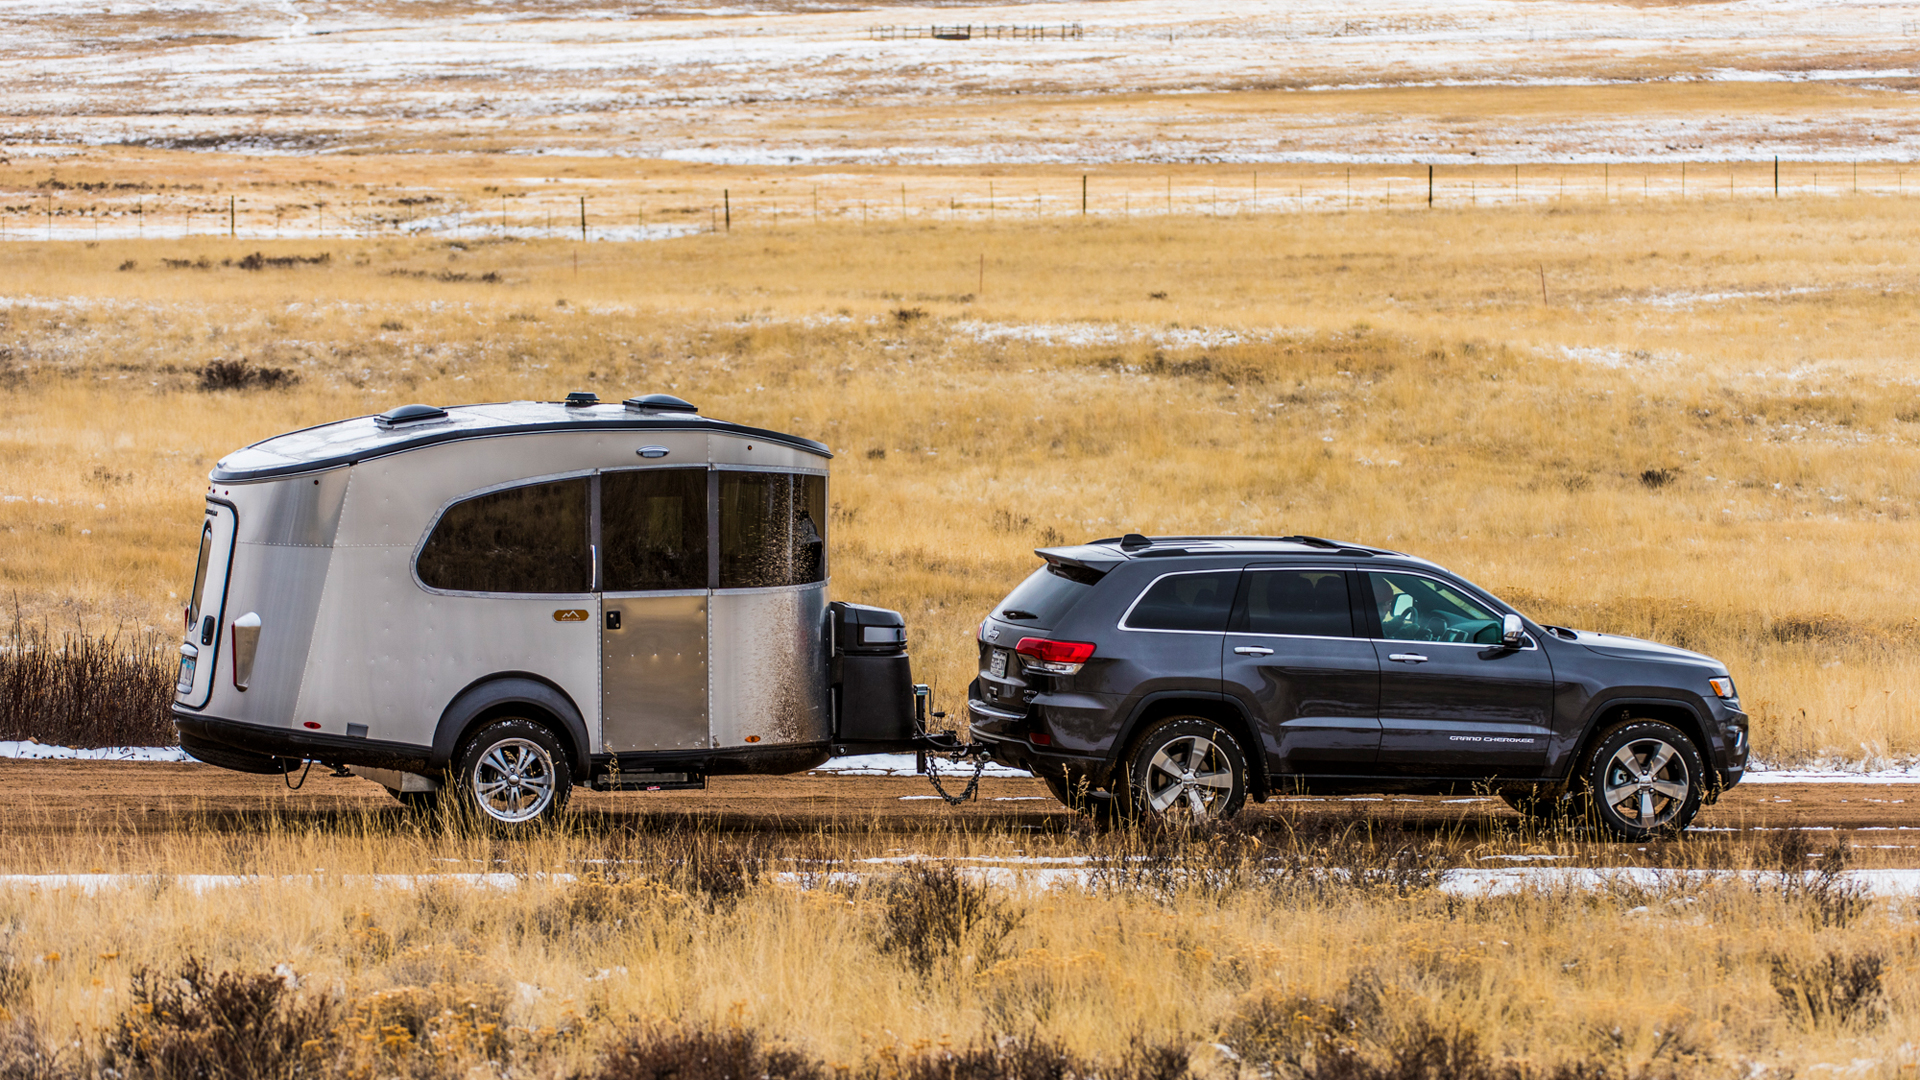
[1086,534,1394,557]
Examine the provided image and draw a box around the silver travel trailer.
[172,394,941,823]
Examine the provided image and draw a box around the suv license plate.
[988,649,1007,678]
[175,655,196,692]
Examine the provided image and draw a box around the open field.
[3,193,1919,766]
[0,764,1917,1076]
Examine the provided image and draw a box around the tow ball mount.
[911,683,992,805]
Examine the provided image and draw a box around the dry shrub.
[1085,814,1456,905]
[234,251,329,271]
[1768,950,1885,1029]
[197,359,298,391]
[596,1024,823,1080]
[874,862,1023,977]
[1760,831,1871,929]
[1221,972,1383,1074]
[0,618,175,747]
[107,957,333,1080]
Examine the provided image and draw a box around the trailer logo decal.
[553,609,590,622]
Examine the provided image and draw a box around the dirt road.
[0,760,1912,868]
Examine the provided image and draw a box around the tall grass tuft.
[0,616,176,747]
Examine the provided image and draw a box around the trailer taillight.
[1014,637,1096,675]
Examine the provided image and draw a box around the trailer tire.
[451,718,571,827]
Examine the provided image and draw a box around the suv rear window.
[994,564,1096,628]
[1124,570,1239,632]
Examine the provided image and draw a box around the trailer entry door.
[176,500,238,709]
[599,468,710,753]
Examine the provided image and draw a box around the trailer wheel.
[452,718,571,826]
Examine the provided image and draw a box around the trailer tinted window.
[417,478,590,594]
[1124,570,1238,633]
[602,468,707,591]
[719,471,826,589]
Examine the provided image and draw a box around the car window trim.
[1359,568,1539,651]
[1116,567,1242,635]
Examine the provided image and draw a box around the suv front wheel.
[1119,717,1248,822]
[1579,719,1705,840]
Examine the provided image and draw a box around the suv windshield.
[994,564,1096,628]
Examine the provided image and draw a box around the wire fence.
[3,160,1914,243]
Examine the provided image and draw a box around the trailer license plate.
[989,649,1007,678]
[176,655,195,692]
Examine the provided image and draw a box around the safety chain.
[923,752,989,805]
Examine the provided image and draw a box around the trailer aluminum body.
[172,395,934,822]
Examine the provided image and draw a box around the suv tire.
[1577,719,1704,840]
[451,717,572,827]
[1118,717,1248,822]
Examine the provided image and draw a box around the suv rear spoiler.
[1034,545,1125,577]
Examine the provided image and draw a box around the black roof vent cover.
[624,394,699,414]
[564,390,599,407]
[374,403,449,429]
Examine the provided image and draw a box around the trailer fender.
[430,675,591,780]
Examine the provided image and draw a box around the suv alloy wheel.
[1119,717,1249,822]
[1578,719,1705,839]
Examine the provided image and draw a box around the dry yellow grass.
[0,810,1911,1076]
[2,190,1918,765]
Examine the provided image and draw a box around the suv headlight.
[1708,676,1738,701]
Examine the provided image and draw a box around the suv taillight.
[1015,637,1096,675]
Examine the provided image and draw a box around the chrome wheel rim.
[1144,735,1234,819]
[1601,737,1691,830]
[471,738,557,823]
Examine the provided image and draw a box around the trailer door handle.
[1388,653,1428,664]
[1232,646,1274,656]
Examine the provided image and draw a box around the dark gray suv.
[966,535,1749,839]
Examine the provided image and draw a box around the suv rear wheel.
[1578,719,1704,840]
[452,717,572,826]
[1119,717,1248,822]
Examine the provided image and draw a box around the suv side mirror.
[1501,613,1525,648]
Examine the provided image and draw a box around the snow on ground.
[4,865,1920,897]
[1,0,1915,163]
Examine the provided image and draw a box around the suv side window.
[1368,571,1503,644]
[417,477,591,594]
[1123,570,1239,632]
[1232,570,1356,637]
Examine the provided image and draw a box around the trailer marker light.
[303,722,322,730]
[1014,637,1095,675]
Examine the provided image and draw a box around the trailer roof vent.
[374,403,450,429]
[624,393,699,415]
[564,390,599,407]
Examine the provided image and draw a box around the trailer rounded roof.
[211,400,833,482]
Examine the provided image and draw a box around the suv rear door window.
[1234,570,1356,637]
[995,564,1096,628]
[1124,570,1239,632]
[417,478,591,594]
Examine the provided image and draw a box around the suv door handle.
[1233,646,1275,657]
[1388,653,1429,663]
